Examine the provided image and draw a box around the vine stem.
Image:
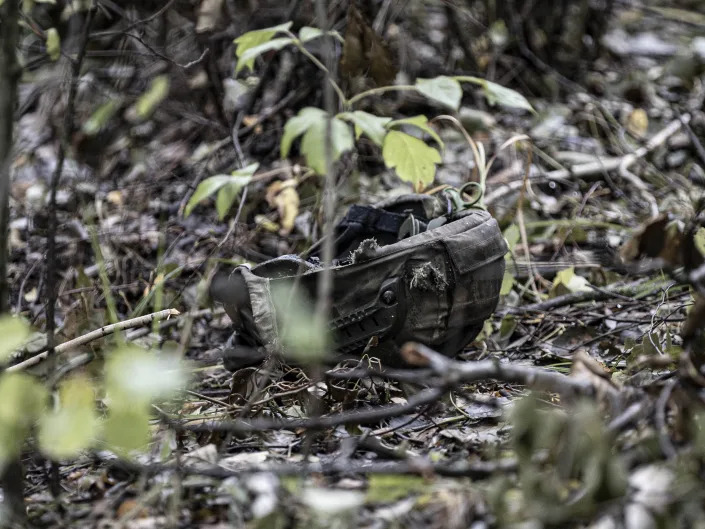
[347,84,416,107]
[284,30,347,106]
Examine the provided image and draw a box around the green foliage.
[0,374,47,469]
[82,99,121,136]
[234,22,293,73]
[415,76,462,110]
[337,111,391,147]
[385,115,444,148]
[382,131,442,189]
[38,376,99,460]
[45,28,60,61]
[281,107,354,175]
[185,163,258,219]
[103,404,151,455]
[271,284,330,364]
[134,75,169,119]
[0,316,30,363]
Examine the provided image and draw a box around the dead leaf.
[339,3,397,91]
[626,108,648,138]
[266,180,299,236]
[196,0,224,33]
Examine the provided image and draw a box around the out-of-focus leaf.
[82,99,121,136]
[45,28,60,61]
[337,111,391,146]
[386,115,443,148]
[195,0,223,33]
[0,317,30,362]
[281,107,327,158]
[185,163,257,218]
[134,75,169,119]
[235,37,293,74]
[456,76,534,112]
[626,108,648,138]
[38,376,99,460]
[0,374,47,467]
[105,346,187,405]
[500,271,514,296]
[299,116,354,175]
[103,403,151,455]
[382,130,441,189]
[299,27,323,42]
[271,285,330,364]
[234,22,292,73]
[415,76,462,110]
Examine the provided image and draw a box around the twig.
[485,115,690,205]
[6,308,180,372]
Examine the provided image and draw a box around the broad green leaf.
[45,28,60,61]
[38,376,99,460]
[300,116,354,175]
[481,79,533,112]
[135,75,169,119]
[271,284,330,364]
[235,37,293,74]
[337,111,391,146]
[382,131,442,189]
[456,76,533,112]
[0,317,30,362]
[234,22,293,73]
[82,99,121,136]
[103,403,150,455]
[299,26,323,42]
[185,164,257,218]
[185,175,232,217]
[415,76,462,110]
[0,374,47,467]
[105,346,187,405]
[386,115,443,148]
[281,107,327,158]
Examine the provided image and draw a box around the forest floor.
[7,1,705,527]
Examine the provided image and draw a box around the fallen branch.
[6,308,180,372]
[485,115,690,205]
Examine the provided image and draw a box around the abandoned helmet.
[210,190,508,370]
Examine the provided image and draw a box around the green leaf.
[386,115,443,148]
[382,130,442,189]
[549,267,590,298]
[503,224,520,252]
[455,76,533,112]
[281,108,354,174]
[103,403,151,455]
[481,79,533,112]
[235,37,293,74]
[185,175,232,217]
[45,28,60,61]
[500,271,514,296]
[299,26,323,42]
[105,346,187,406]
[134,75,169,119]
[0,373,47,466]
[337,111,391,146]
[415,76,462,110]
[38,376,99,460]
[82,99,121,136]
[300,116,354,175]
[0,317,30,363]
[234,22,293,72]
[281,107,327,158]
[185,163,257,218]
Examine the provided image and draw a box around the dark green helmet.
[210,192,508,369]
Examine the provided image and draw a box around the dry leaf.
[626,108,648,138]
[339,3,397,91]
[265,180,300,236]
